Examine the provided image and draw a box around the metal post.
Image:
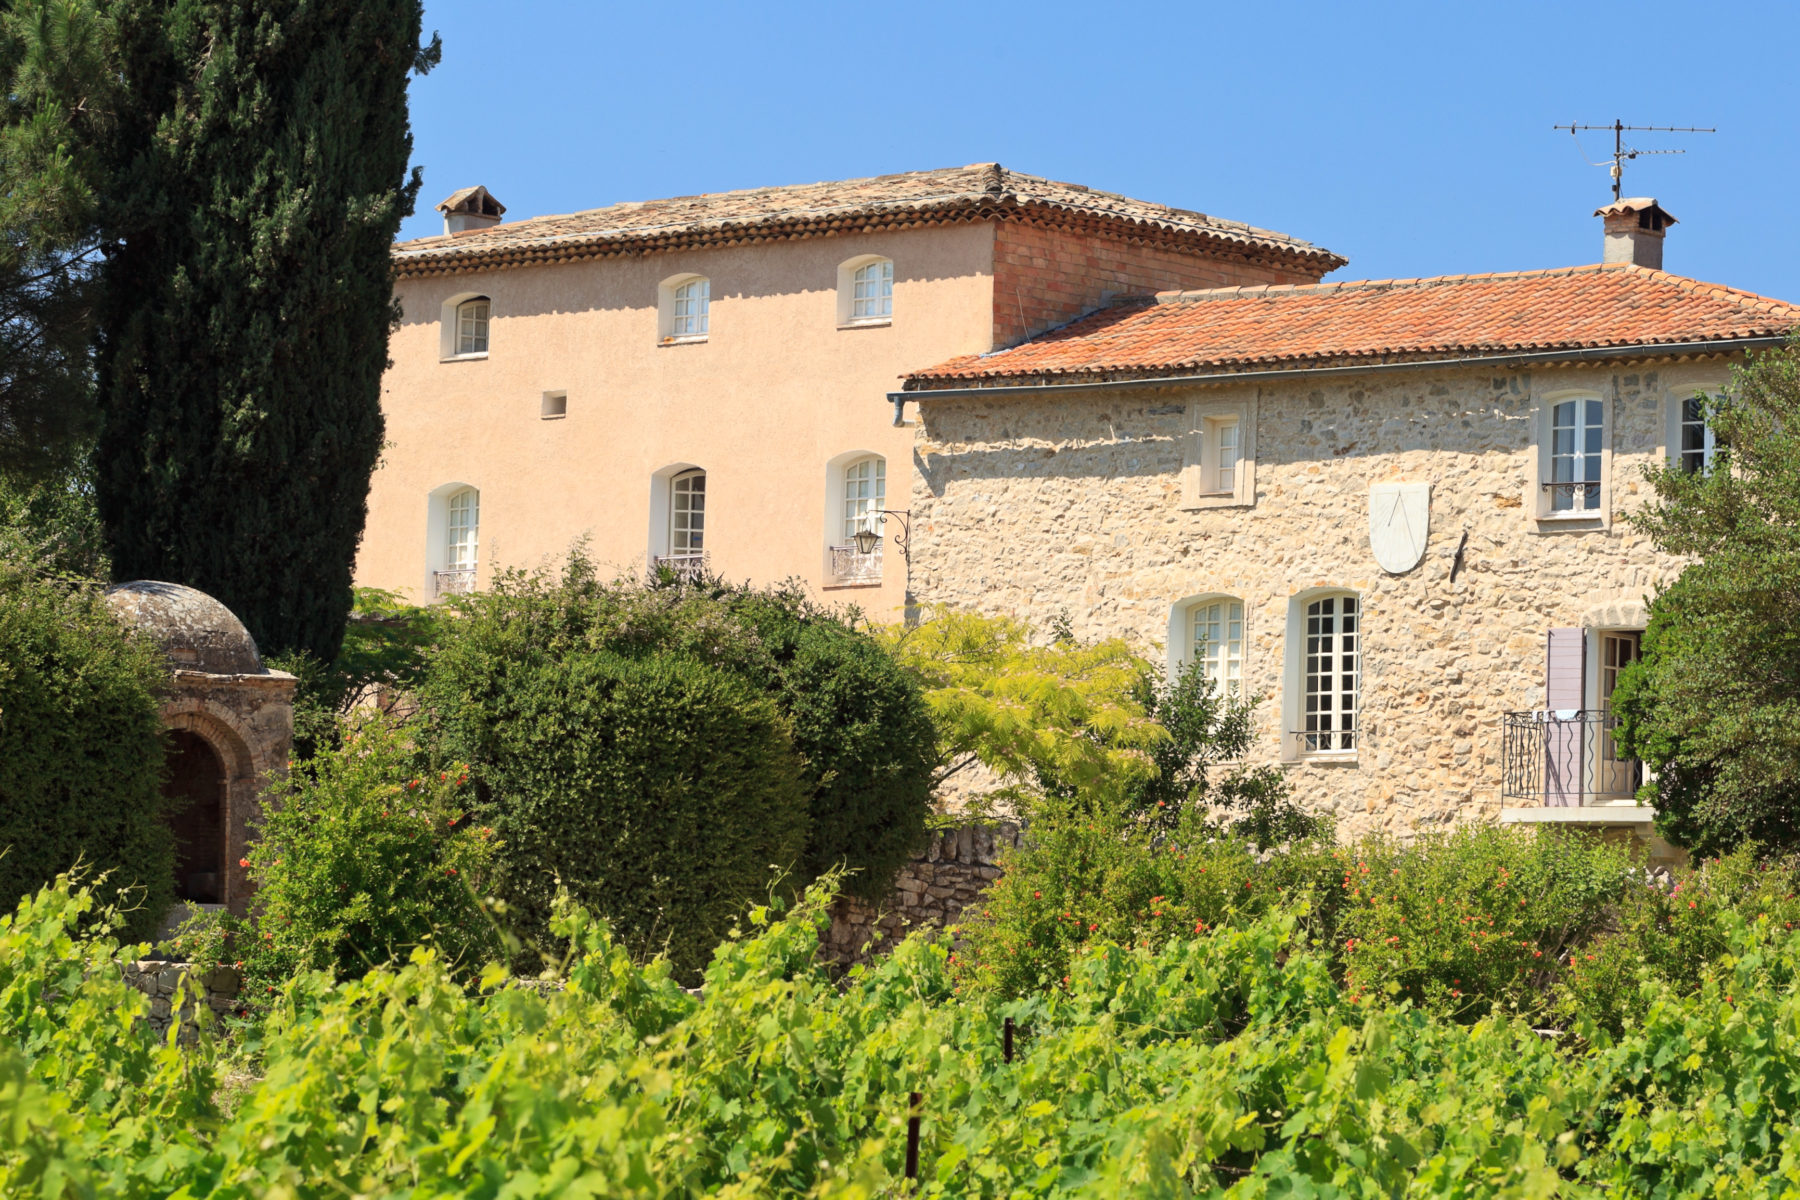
[1003,1017,1014,1063]
[905,1091,922,1183]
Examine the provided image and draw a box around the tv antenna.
[1553,119,1714,200]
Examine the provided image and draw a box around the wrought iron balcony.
[1541,480,1601,512]
[651,552,707,581]
[433,568,475,597]
[1291,726,1357,755]
[1502,709,1642,805]
[827,544,883,584]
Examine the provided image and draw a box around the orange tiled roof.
[392,163,1343,278]
[904,264,1800,389]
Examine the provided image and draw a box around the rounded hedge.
[427,641,810,980]
[0,566,172,939]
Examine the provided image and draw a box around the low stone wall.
[823,822,1021,964]
[121,960,241,1042]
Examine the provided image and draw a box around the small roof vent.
[437,186,506,236]
[1595,197,1677,270]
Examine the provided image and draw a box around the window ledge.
[822,580,885,591]
[1292,752,1360,767]
[659,335,709,347]
[1501,806,1655,825]
[837,319,892,331]
[1532,512,1606,532]
[440,352,488,363]
[1181,494,1253,511]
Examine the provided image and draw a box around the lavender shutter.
[1544,628,1586,806]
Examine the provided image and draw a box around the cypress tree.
[94,0,438,660]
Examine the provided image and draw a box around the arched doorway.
[164,730,225,903]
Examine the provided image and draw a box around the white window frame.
[1167,593,1245,697]
[438,292,492,361]
[424,481,480,599]
[1181,394,1256,509]
[658,274,711,344]
[1665,382,1724,475]
[837,255,894,328]
[822,450,887,587]
[668,469,706,555]
[1528,388,1611,530]
[1281,588,1362,762]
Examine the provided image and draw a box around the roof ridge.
[1155,263,1626,304]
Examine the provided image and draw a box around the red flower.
[1033,891,1041,898]
[238,857,250,868]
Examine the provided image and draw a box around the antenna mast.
[1553,119,1715,199]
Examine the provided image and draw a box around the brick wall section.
[822,822,1021,964]
[991,222,1326,348]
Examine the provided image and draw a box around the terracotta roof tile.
[905,264,1800,388]
[392,163,1343,277]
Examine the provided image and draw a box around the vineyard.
[6,858,1800,1199]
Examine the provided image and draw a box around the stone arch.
[1579,594,1650,630]
[161,703,261,912]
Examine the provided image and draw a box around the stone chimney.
[1594,197,1676,270]
[436,186,506,236]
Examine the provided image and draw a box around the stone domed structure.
[105,582,295,917]
[105,581,266,675]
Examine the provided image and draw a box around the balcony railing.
[1502,709,1642,805]
[1291,726,1357,755]
[1541,480,1601,512]
[651,552,707,581]
[433,568,475,597]
[827,544,883,585]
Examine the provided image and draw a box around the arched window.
[455,297,490,356]
[842,455,886,541]
[1190,598,1244,694]
[667,469,706,563]
[661,276,710,341]
[838,255,894,326]
[1295,593,1358,754]
[437,486,479,595]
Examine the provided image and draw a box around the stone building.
[359,165,1342,614]
[106,582,295,916]
[897,201,1800,843]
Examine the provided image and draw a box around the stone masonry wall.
[121,960,241,1042]
[991,223,1323,348]
[909,360,1728,839]
[823,822,1021,964]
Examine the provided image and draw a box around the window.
[851,259,893,322]
[837,255,894,326]
[455,298,489,356]
[541,391,567,419]
[1182,397,1256,509]
[842,456,886,540]
[430,485,478,597]
[1298,594,1358,755]
[1548,398,1603,513]
[668,469,705,557]
[1190,599,1244,694]
[663,277,710,341]
[1678,394,1719,474]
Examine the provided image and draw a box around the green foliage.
[22,862,1800,1195]
[0,555,170,939]
[267,586,443,759]
[92,0,439,661]
[0,451,107,578]
[1615,339,1800,855]
[880,606,1166,806]
[953,799,1344,996]
[240,715,499,996]
[1334,825,1634,1018]
[0,0,117,480]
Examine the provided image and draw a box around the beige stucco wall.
[360,222,999,618]
[908,359,1731,838]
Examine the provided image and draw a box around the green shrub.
[238,715,499,996]
[953,798,1342,995]
[0,558,171,939]
[426,627,810,980]
[1333,825,1634,1018]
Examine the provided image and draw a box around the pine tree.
[94,0,438,660]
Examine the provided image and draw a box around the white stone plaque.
[1369,482,1430,574]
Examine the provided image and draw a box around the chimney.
[1594,197,1676,270]
[436,186,506,236]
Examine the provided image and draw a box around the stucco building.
[898,200,1800,841]
[360,165,1342,615]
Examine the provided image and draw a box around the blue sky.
[400,0,1800,298]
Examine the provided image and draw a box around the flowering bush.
[240,714,500,996]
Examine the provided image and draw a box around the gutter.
[886,335,1786,424]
